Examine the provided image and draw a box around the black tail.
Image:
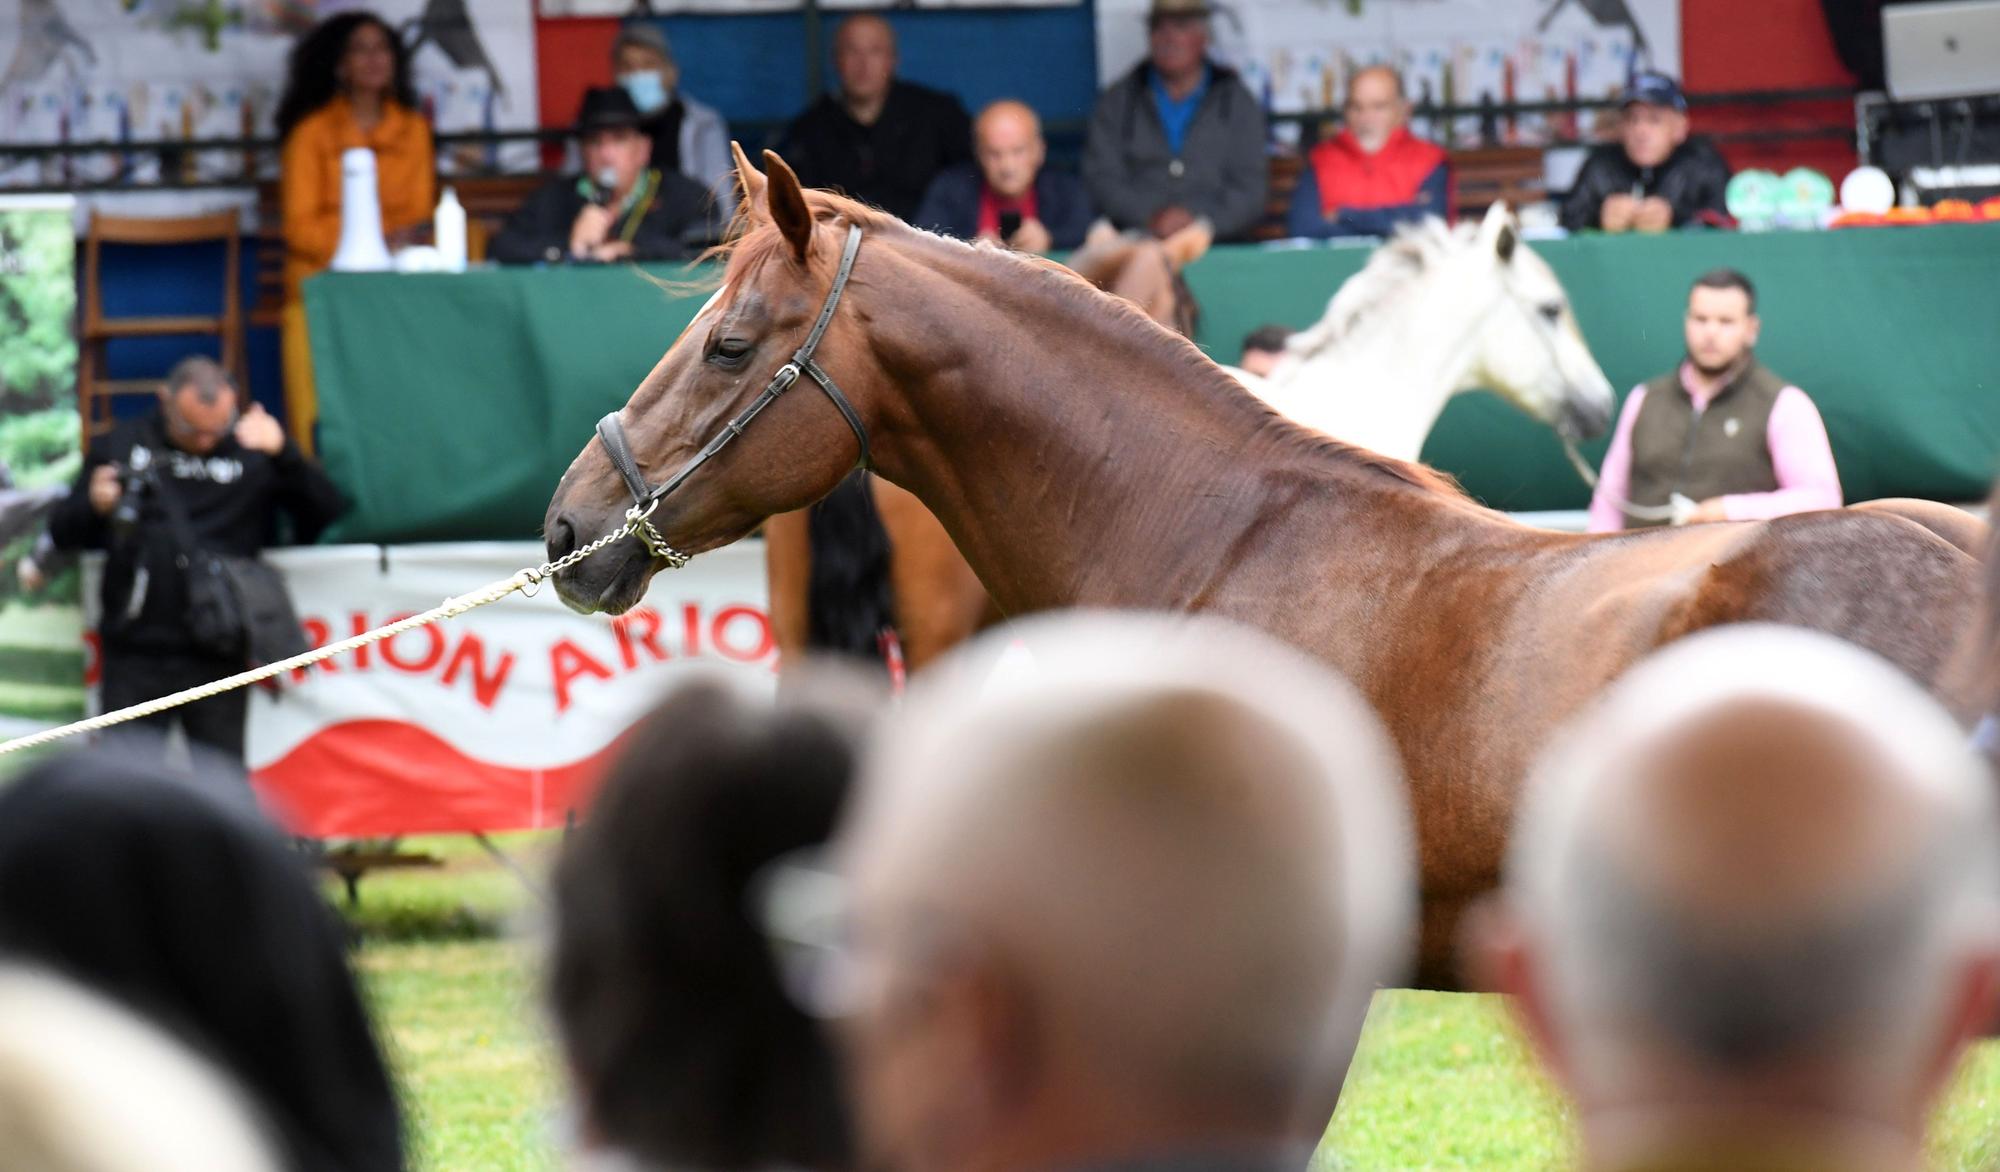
[806,471,895,670]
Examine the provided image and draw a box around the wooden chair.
[1447,146,1549,221]
[78,210,244,440]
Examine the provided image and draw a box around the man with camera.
[47,356,346,762]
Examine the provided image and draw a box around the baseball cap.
[1622,71,1687,113]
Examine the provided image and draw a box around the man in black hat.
[1560,71,1731,233]
[489,87,717,265]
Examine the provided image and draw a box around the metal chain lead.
[0,510,666,758]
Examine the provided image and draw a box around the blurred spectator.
[45,357,345,763]
[913,100,1093,252]
[0,743,406,1172]
[1560,72,1730,233]
[1287,66,1449,239]
[1083,0,1268,242]
[1238,323,1293,377]
[277,11,435,451]
[1472,625,2000,1172]
[550,672,876,1172]
[611,23,732,199]
[1588,269,1839,531]
[489,88,717,266]
[0,966,280,1172]
[825,613,1414,1172]
[776,14,971,222]
[1981,479,2000,768]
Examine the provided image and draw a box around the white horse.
[1236,203,1615,461]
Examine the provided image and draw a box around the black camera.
[108,460,153,537]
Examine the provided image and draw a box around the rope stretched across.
[0,507,648,758]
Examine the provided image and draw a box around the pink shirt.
[1586,363,1843,533]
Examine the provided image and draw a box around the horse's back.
[1660,508,1980,694]
[1850,497,1988,559]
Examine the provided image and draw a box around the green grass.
[346,837,2000,1172]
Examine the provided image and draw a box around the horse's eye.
[1538,302,1564,325]
[711,338,753,365]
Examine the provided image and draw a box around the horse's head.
[1456,203,1614,441]
[544,146,893,614]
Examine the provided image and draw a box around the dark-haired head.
[0,740,405,1172]
[276,11,417,140]
[549,672,877,1171]
[1690,267,1756,314]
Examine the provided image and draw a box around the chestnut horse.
[546,150,1980,981]
[762,223,1213,675]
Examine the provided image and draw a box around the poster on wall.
[0,194,81,745]
[0,0,540,187]
[1095,0,1680,146]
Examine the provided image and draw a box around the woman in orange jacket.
[275,12,435,452]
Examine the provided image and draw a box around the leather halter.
[595,223,871,566]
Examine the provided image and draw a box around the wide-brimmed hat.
[1147,0,1212,23]
[575,86,645,136]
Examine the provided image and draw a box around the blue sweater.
[912,164,1097,250]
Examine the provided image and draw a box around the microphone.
[589,166,620,207]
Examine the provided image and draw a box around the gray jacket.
[1083,62,1269,241]
[679,94,733,202]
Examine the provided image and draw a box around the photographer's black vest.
[1624,357,1786,530]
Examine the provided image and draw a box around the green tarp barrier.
[308,224,2000,544]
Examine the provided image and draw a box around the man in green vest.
[1587,269,1842,532]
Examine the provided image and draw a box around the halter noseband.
[595,223,872,567]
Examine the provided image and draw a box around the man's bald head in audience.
[836,613,1415,1172]
[974,100,1045,199]
[1477,626,2000,1168]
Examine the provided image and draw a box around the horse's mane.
[711,188,1467,501]
[1285,218,1474,360]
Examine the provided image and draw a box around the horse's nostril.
[548,515,578,560]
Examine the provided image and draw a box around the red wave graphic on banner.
[253,720,623,838]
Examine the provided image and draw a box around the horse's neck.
[866,240,1440,616]
[1273,268,1485,461]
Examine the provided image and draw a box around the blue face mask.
[619,71,669,115]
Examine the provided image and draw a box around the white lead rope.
[0,505,655,758]
[1557,436,1692,527]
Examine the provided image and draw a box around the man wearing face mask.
[611,23,731,200]
[45,357,346,762]
[489,87,717,265]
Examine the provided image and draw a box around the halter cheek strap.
[594,223,871,565]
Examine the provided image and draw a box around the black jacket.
[1559,135,1733,231]
[47,411,346,657]
[776,81,973,222]
[912,163,1097,250]
[488,168,718,265]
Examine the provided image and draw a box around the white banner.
[1096,0,1681,146]
[82,540,773,835]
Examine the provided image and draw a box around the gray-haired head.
[836,611,1415,1171]
[162,355,234,406]
[1494,624,2000,1115]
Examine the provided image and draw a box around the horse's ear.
[731,141,767,210]
[1160,217,1213,270]
[763,149,814,264]
[1478,201,1518,265]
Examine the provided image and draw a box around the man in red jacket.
[1286,66,1450,239]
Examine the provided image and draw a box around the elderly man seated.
[828,612,1415,1172]
[1472,625,2000,1172]
[488,87,716,265]
[1561,72,1731,233]
[914,100,1094,252]
[1286,66,1449,239]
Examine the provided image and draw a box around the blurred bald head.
[1481,626,2000,1169]
[838,612,1414,1172]
[974,100,1044,199]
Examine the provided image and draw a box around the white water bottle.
[435,185,467,273]
[330,147,391,271]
